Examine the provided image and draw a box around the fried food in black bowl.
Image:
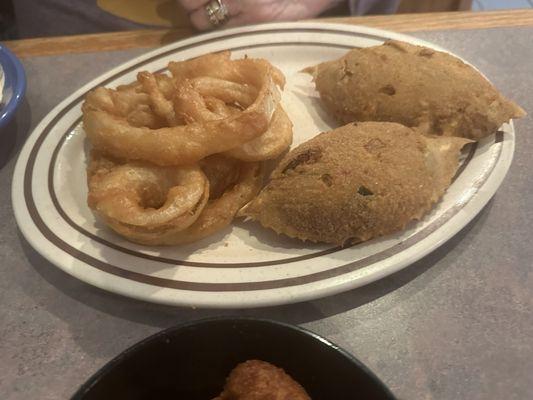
[71,317,396,400]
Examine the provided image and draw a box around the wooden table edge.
[4,9,533,58]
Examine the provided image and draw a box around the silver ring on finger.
[205,0,230,28]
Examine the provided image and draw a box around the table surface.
[1,13,532,400]
[5,9,533,57]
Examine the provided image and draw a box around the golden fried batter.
[306,40,525,140]
[87,151,210,245]
[242,122,471,245]
[214,360,311,400]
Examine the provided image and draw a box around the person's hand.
[178,0,344,30]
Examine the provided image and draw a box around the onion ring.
[84,86,163,129]
[173,79,221,124]
[84,87,149,117]
[83,54,281,166]
[147,161,262,245]
[225,105,293,161]
[83,51,289,246]
[205,96,239,118]
[190,76,258,108]
[168,51,285,88]
[87,152,209,245]
[138,71,178,126]
[154,73,176,99]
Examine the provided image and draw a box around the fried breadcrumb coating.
[305,40,525,140]
[243,122,471,244]
[214,360,311,400]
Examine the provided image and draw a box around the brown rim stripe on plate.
[46,41,359,268]
[49,121,346,268]
[24,27,502,291]
[36,150,497,292]
[45,38,478,268]
[46,37,476,268]
[48,123,477,268]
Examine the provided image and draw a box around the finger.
[177,0,208,13]
[189,0,241,31]
[223,13,252,28]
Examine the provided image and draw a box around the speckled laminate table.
[1,27,532,400]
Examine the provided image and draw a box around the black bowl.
[72,318,395,400]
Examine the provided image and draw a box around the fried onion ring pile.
[83,52,291,245]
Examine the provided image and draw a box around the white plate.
[12,22,515,308]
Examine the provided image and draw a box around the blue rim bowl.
[0,43,26,130]
[71,317,396,399]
